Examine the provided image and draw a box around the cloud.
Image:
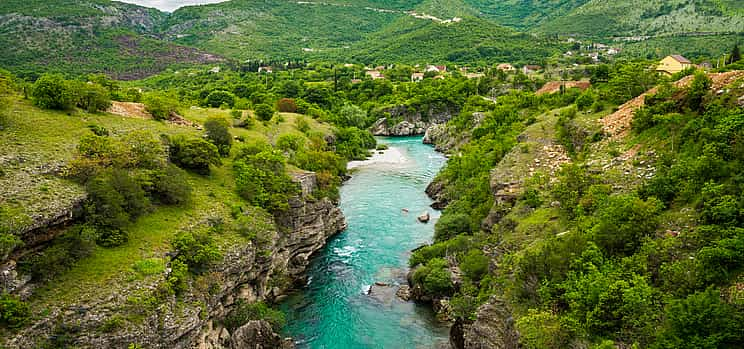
[117,0,227,12]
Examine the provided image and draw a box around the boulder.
[418,211,430,223]
[230,320,294,349]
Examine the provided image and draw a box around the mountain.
[0,0,222,79]
[534,0,744,37]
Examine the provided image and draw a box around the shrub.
[575,92,594,111]
[338,104,368,128]
[171,231,222,273]
[460,249,489,280]
[205,90,236,108]
[234,150,299,213]
[169,136,221,175]
[96,226,129,247]
[295,116,310,133]
[333,127,376,160]
[85,169,149,229]
[422,258,454,295]
[276,134,305,152]
[151,165,192,205]
[254,104,275,121]
[0,294,30,328]
[591,194,662,256]
[0,233,23,260]
[276,98,297,113]
[143,92,179,120]
[31,73,76,110]
[87,124,109,136]
[434,213,471,242]
[223,301,286,332]
[76,82,111,112]
[204,117,233,157]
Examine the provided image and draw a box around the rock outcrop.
[450,298,520,349]
[5,172,346,349]
[370,104,458,136]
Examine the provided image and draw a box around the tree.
[168,136,221,175]
[276,98,297,113]
[338,104,368,128]
[31,74,76,110]
[205,90,236,108]
[607,62,658,103]
[204,117,232,157]
[143,92,179,120]
[730,44,741,64]
[75,82,111,112]
[254,103,275,121]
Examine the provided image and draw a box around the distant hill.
[534,0,744,37]
[1,0,743,78]
[0,0,222,79]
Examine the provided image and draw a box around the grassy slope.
[0,95,333,312]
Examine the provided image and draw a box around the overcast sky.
[117,0,227,12]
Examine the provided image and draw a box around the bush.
[276,98,297,113]
[295,116,310,133]
[276,134,305,152]
[460,249,489,280]
[87,124,109,136]
[96,226,129,247]
[171,231,222,273]
[575,92,594,111]
[169,136,221,175]
[151,165,192,205]
[234,150,299,213]
[434,213,471,242]
[254,103,275,121]
[591,194,662,256]
[422,258,454,295]
[85,169,149,229]
[76,82,111,112]
[0,233,23,260]
[143,92,179,120]
[204,117,233,157]
[223,301,286,332]
[31,73,76,110]
[205,90,236,108]
[0,294,30,328]
[333,127,376,160]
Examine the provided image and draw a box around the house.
[497,63,515,72]
[258,66,273,73]
[411,72,424,82]
[425,65,447,73]
[366,70,384,80]
[522,65,542,74]
[657,55,693,75]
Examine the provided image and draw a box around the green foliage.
[254,103,275,122]
[85,169,150,230]
[19,226,96,281]
[143,92,179,121]
[205,90,236,108]
[460,249,489,280]
[413,258,454,296]
[591,194,662,256]
[0,294,30,329]
[223,301,286,332]
[606,62,659,104]
[685,71,712,112]
[204,117,233,157]
[75,81,111,112]
[653,288,744,349]
[333,127,376,160]
[234,149,299,213]
[294,115,310,133]
[168,136,221,174]
[516,309,569,349]
[151,165,192,205]
[434,213,472,242]
[31,74,76,110]
[337,104,368,128]
[171,231,222,273]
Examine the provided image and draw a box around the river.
[280,136,450,348]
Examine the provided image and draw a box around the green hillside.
[536,0,744,37]
[0,0,221,79]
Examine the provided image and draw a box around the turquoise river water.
[280,136,450,348]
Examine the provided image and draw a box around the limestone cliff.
[3,173,346,349]
[370,104,458,136]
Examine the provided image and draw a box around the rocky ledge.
[370,104,458,136]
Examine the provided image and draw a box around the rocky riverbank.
[3,173,346,349]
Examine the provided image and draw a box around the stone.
[396,285,411,301]
[418,211,430,223]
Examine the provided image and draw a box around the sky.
[117,0,227,12]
